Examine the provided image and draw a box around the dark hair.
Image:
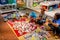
[55,13,60,20]
[41,8,45,11]
[39,15,42,18]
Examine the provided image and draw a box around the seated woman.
[46,13,60,35]
[39,8,47,20]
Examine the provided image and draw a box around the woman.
[48,13,60,35]
[39,8,47,20]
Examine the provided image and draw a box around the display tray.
[7,18,37,37]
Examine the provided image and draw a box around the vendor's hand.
[44,22,49,26]
[44,22,51,31]
[48,20,52,24]
[46,18,50,22]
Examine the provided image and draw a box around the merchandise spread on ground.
[8,18,51,40]
[8,18,37,37]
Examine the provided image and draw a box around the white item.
[40,1,60,6]
[45,8,60,18]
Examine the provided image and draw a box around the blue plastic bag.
[29,11,37,19]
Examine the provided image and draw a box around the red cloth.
[8,18,36,37]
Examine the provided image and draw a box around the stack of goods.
[12,13,16,19]
[8,18,37,37]
[1,14,8,21]
[8,0,13,4]
[13,0,16,4]
[24,29,51,40]
[0,0,8,5]
[1,12,20,22]
[17,0,25,8]
[0,0,16,5]
[33,2,38,7]
[48,6,53,11]
[52,4,58,9]
[40,1,60,11]
[8,0,16,4]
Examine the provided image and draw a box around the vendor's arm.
[51,22,59,27]
[44,22,51,31]
[49,19,60,27]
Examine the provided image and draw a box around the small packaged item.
[58,4,60,8]
[4,18,8,22]
[8,0,13,4]
[33,2,38,7]
[7,13,11,19]
[12,13,16,18]
[13,0,16,4]
[30,36,36,40]
[0,0,8,5]
[42,37,47,40]
[35,27,41,33]
[48,6,53,11]
[53,4,58,9]
[8,5,13,10]
[1,6,6,11]
[18,29,22,35]
[35,36,40,40]
[45,32,51,38]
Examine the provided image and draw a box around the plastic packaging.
[42,37,47,40]
[49,6,53,11]
[8,0,13,4]
[0,0,8,4]
[13,0,16,4]
[53,4,58,9]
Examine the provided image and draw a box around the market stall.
[1,0,60,40]
[7,17,57,40]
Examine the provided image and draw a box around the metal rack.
[0,4,17,14]
[0,4,19,22]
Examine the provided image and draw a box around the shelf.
[45,8,60,18]
[27,5,60,18]
[40,1,60,6]
[0,4,16,7]
[33,1,38,2]
[0,9,18,14]
[27,4,41,12]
